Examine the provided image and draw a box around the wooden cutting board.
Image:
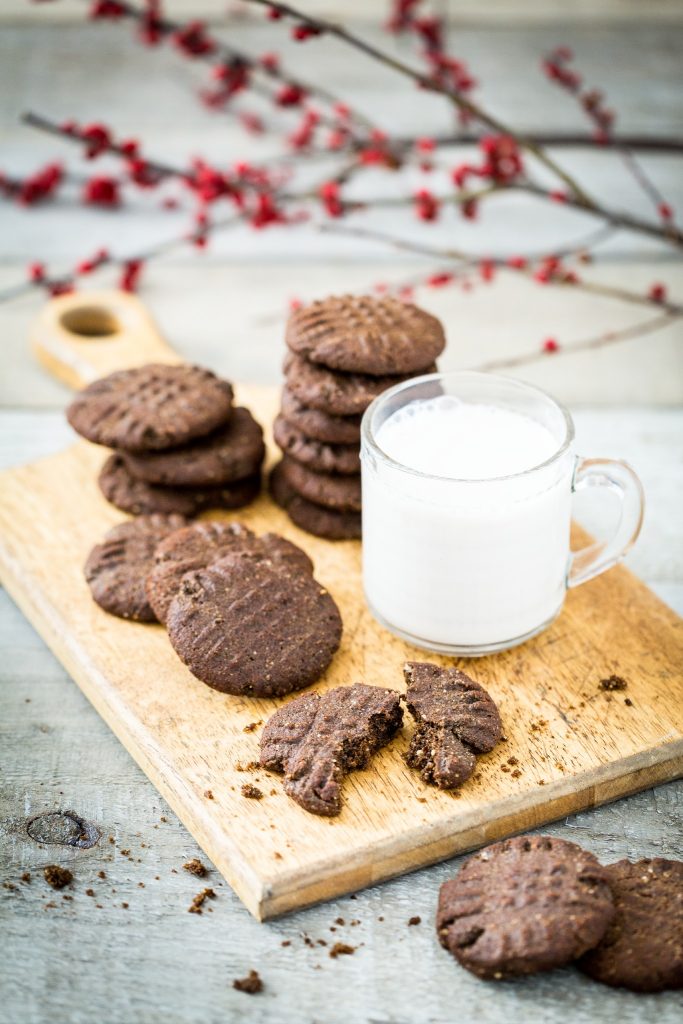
[1,290,682,920]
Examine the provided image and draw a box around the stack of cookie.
[67,363,266,516]
[84,515,343,697]
[269,294,446,539]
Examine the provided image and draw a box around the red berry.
[542,338,560,353]
[27,262,46,282]
[648,283,667,303]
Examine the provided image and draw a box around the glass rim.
[361,369,575,484]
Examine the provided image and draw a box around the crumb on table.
[43,865,73,890]
[232,969,263,994]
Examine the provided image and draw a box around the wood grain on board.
[0,290,681,919]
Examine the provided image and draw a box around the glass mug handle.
[567,457,645,588]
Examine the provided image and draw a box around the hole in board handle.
[59,305,120,338]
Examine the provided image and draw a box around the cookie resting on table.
[578,858,683,992]
[436,835,615,980]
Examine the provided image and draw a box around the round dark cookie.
[99,454,260,517]
[270,462,362,541]
[273,414,360,476]
[166,552,343,696]
[284,353,436,417]
[286,294,446,376]
[84,514,188,621]
[146,519,313,624]
[280,387,362,445]
[436,835,615,980]
[279,456,361,513]
[67,363,233,453]
[578,858,683,992]
[123,407,265,487]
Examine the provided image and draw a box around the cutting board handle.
[31,289,179,390]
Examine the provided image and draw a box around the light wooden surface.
[0,291,681,920]
[1,406,682,1022]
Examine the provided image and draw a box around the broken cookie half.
[403,662,502,789]
[259,683,403,816]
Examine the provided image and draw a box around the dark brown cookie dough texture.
[99,455,261,517]
[166,552,342,696]
[278,456,362,512]
[284,352,433,417]
[270,462,362,541]
[578,858,683,992]
[260,683,403,816]
[273,415,360,476]
[280,386,362,445]
[67,363,234,452]
[122,407,265,487]
[437,835,615,980]
[84,514,188,621]
[403,662,502,789]
[286,295,445,376]
[146,519,313,624]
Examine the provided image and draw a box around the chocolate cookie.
[279,456,361,512]
[122,407,265,487]
[286,294,446,376]
[578,858,683,992]
[270,464,362,544]
[403,663,502,790]
[281,387,362,445]
[84,514,187,621]
[146,520,313,623]
[166,552,342,696]
[99,454,260,517]
[273,415,360,476]
[437,836,615,980]
[67,363,234,453]
[270,462,362,540]
[285,353,436,417]
[260,683,403,815]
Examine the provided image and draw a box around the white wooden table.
[1,6,682,1023]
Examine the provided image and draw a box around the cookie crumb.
[243,721,262,733]
[335,917,345,926]
[85,889,95,897]
[203,790,214,800]
[97,870,106,880]
[20,872,31,884]
[511,769,522,778]
[507,756,519,766]
[121,902,129,909]
[188,887,216,914]
[232,970,263,994]
[183,858,207,878]
[599,675,627,692]
[119,849,131,857]
[241,783,263,800]
[43,865,72,890]
[281,940,291,947]
[624,697,633,706]
[408,916,421,926]
[329,942,355,959]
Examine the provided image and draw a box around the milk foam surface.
[375,396,559,479]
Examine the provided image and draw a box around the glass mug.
[360,371,644,655]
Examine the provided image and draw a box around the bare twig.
[476,312,677,371]
[320,222,682,314]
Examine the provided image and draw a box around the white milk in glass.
[361,394,575,649]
